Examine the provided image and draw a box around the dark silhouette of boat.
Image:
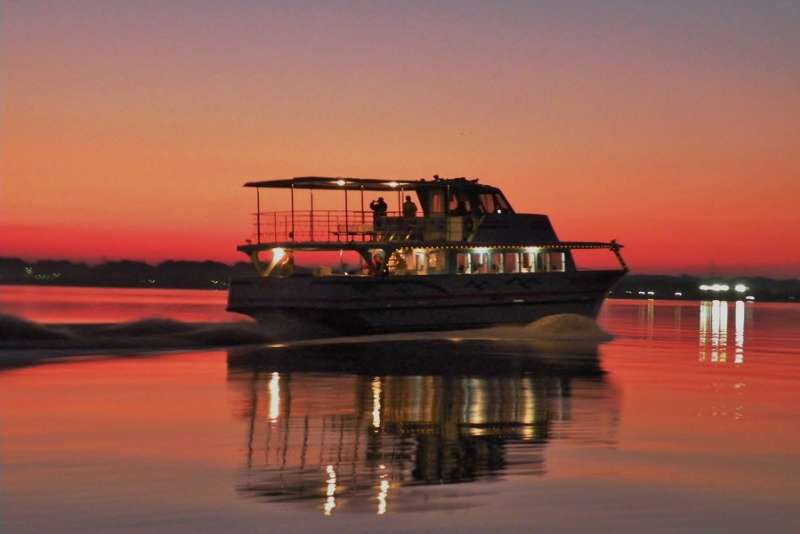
[227,176,627,334]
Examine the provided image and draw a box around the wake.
[0,314,275,352]
[0,312,613,365]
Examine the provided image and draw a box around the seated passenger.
[451,200,468,216]
[370,253,384,275]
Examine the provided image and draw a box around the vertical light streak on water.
[521,377,536,440]
[324,464,337,516]
[371,377,382,430]
[467,379,487,436]
[646,299,655,339]
[711,300,721,362]
[377,466,389,515]
[719,301,729,362]
[735,300,745,364]
[699,301,710,361]
[268,372,280,423]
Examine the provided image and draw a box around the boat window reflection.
[227,340,618,514]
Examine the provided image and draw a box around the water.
[1,287,799,533]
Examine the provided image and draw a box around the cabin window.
[456,252,470,274]
[448,191,472,215]
[494,193,512,213]
[490,252,504,273]
[427,250,445,273]
[548,252,565,272]
[470,251,488,273]
[521,251,536,273]
[504,252,519,273]
[388,250,412,274]
[415,250,427,273]
[479,194,496,214]
[427,190,445,215]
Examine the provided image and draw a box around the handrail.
[250,209,455,244]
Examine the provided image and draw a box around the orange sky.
[2,2,799,275]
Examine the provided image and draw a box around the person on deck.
[370,197,388,233]
[370,197,388,218]
[402,195,418,218]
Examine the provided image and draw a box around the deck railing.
[251,210,462,244]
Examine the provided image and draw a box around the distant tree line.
[611,274,800,302]
[0,257,257,289]
[0,257,798,301]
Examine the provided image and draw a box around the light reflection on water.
[227,340,617,515]
[697,300,750,364]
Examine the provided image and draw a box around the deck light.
[272,247,285,261]
[472,247,490,254]
[734,284,748,293]
[674,292,683,297]
[745,296,755,301]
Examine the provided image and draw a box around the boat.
[227,176,628,335]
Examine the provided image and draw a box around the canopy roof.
[244,176,501,192]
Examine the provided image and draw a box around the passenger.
[370,197,388,218]
[452,200,468,216]
[279,252,295,276]
[370,197,388,232]
[371,253,384,275]
[402,195,417,218]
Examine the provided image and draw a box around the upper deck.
[241,175,564,250]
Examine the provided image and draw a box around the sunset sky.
[2,1,799,276]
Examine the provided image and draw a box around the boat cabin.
[238,176,626,277]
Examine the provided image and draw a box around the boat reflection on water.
[227,338,619,514]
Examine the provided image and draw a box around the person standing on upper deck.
[370,197,388,218]
[402,195,418,218]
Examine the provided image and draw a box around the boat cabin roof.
[244,176,502,193]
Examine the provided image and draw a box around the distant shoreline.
[1,257,798,302]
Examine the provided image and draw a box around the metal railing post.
[256,187,261,244]
[344,188,349,242]
[290,185,295,240]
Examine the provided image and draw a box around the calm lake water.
[1,286,799,533]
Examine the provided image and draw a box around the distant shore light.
[335,179,346,186]
[734,283,748,293]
